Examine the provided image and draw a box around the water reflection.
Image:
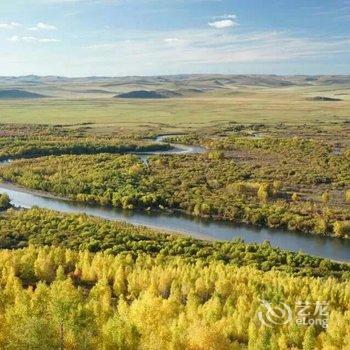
[0,183,349,262]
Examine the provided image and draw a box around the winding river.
[0,136,349,262]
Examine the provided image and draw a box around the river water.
[0,136,349,262]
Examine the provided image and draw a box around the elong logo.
[257,299,328,328]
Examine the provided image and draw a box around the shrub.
[333,221,350,237]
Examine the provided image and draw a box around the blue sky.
[0,0,349,76]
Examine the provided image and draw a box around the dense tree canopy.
[0,208,348,278]
[2,151,349,238]
[0,245,348,349]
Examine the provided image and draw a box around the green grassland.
[1,77,349,133]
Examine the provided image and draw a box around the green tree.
[302,325,317,350]
[258,184,271,202]
[345,189,350,203]
[0,193,10,210]
[321,191,330,205]
[292,193,300,202]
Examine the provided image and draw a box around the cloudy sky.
[0,0,349,76]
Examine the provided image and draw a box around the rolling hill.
[115,90,169,99]
[0,89,48,99]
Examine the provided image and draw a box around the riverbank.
[1,135,350,262]
[1,181,350,262]
[0,181,215,242]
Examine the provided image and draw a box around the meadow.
[1,77,350,133]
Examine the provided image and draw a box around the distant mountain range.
[1,74,350,87]
[0,74,349,99]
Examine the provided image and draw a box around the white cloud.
[8,35,20,42]
[2,29,349,76]
[29,22,57,31]
[8,35,60,43]
[213,14,237,20]
[83,29,350,69]
[164,37,182,44]
[0,22,21,29]
[22,36,39,42]
[208,19,237,29]
[2,15,350,76]
[39,38,61,42]
[85,43,117,49]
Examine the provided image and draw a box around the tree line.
[0,208,348,278]
[1,152,349,238]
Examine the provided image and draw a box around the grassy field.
[1,86,349,133]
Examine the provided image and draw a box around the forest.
[0,122,349,349]
[1,123,349,240]
[0,208,348,278]
[1,148,349,238]
[0,123,170,160]
[0,245,348,349]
